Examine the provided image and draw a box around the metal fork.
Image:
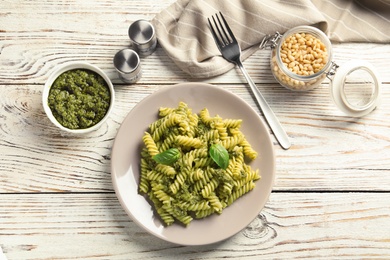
[208,12,291,150]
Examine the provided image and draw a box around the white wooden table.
[1,1,389,259]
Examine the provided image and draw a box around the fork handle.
[237,61,291,150]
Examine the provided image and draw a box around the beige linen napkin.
[312,0,390,42]
[152,0,390,78]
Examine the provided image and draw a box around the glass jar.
[261,26,381,117]
[270,26,333,91]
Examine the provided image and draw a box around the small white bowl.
[42,62,115,134]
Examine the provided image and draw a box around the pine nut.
[271,29,330,91]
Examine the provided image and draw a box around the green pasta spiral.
[139,102,261,227]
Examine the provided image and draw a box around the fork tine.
[208,12,233,48]
[218,12,237,43]
[208,17,223,49]
[213,14,229,46]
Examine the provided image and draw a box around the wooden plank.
[1,1,389,259]
[0,83,389,192]
[1,1,389,84]
[1,41,389,85]
[1,192,389,259]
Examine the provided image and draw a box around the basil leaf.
[152,148,180,165]
[209,144,229,169]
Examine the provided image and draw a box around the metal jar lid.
[330,60,381,117]
[113,49,142,83]
[128,20,157,57]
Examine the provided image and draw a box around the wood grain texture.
[1,1,390,85]
[0,83,389,192]
[1,0,389,258]
[1,193,389,259]
[1,40,390,85]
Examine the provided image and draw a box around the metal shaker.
[128,20,157,57]
[113,49,142,83]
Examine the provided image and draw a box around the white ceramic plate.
[111,83,275,245]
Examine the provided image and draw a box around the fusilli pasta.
[139,102,261,226]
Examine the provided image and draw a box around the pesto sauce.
[48,69,111,129]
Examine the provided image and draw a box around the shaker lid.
[330,60,381,117]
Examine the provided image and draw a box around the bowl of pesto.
[43,62,115,134]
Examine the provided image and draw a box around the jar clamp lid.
[329,59,381,117]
